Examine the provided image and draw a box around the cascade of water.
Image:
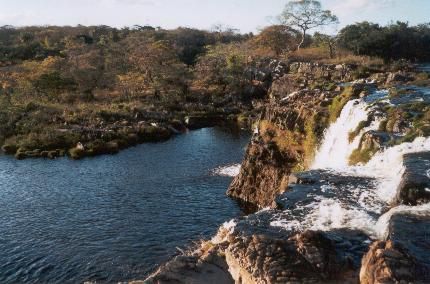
[272,93,430,239]
[312,99,372,169]
[351,136,430,203]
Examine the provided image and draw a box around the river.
[0,127,250,283]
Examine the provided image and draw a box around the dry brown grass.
[286,47,330,62]
[285,47,384,67]
[259,120,303,154]
[320,54,384,66]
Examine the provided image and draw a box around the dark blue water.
[0,127,250,284]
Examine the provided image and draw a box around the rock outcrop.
[360,214,430,284]
[227,64,355,208]
[396,152,430,205]
[223,216,370,284]
[145,219,371,284]
[145,64,430,284]
[144,251,234,284]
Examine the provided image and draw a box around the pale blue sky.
[0,0,429,33]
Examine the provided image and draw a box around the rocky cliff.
[144,63,430,284]
[227,63,358,208]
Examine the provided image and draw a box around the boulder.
[360,214,430,284]
[396,152,430,205]
[223,212,370,284]
[69,147,85,160]
[360,131,390,151]
[145,248,234,284]
[360,240,418,284]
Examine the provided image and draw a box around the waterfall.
[312,99,374,169]
[272,94,430,239]
[352,136,430,203]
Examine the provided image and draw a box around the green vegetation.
[260,120,302,155]
[348,120,371,142]
[328,86,359,123]
[1,1,429,159]
[303,114,321,165]
[337,21,430,61]
[349,147,378,165]
[260,109,328,171]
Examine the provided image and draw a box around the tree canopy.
[280,0,338,50]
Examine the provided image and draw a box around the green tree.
[337,22,382,56]
[313,32,337,58]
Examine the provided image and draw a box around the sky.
[0,0,429,33]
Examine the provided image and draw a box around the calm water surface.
[0,127,250,283]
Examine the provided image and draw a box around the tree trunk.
[329,43,334,58]
[297,29,306,51]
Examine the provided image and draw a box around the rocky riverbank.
[143,62,430,284]
[0,110,253,160]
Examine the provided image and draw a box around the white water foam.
[212,164,241,177]
[351,137,430,203]
[312,99,371,169]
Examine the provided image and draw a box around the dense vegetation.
[1,1,429,159]
[337,22,430,61]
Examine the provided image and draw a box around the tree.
[122,37,188,98]
[337,22,382,56]
[193,43,248,96]
[280,0,338,50]
[337,21,430,61]
[313,32,337,58]
[253,25,299,56]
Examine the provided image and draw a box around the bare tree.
[280,0,338,50]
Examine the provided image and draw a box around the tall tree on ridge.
[280,0,338,50]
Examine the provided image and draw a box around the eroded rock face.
[144,244,234,284]
[396,152,430,205]
[360,131,390,151]
[289,62,354,81]
[386,72,413,85]
[360,240,418,284]
[360,214,430,284]
[227,139,295,208]
[224,215,370,284]
[227,63,357,208]
[227,89,338,208]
